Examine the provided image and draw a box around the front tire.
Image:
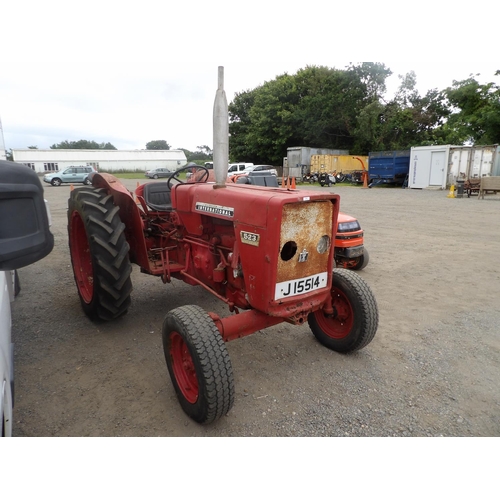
[162,305,235,424]
[68,187,133,321]
[352,248,369,271]
[51,178,62,186]
[308,269,378,353]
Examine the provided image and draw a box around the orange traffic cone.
[291,177,296,189]
[286,176,290,188]
[281,176,285,188]
[362,172,368,189]
[70,184,74,191]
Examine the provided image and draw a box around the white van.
[227,163,254,177]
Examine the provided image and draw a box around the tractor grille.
[276,201,333,286]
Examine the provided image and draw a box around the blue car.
[43,166,96,186]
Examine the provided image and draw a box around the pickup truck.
[0,161,54,436]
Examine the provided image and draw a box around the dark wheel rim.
[316,287,354,338]
[170,331,198,404]
[70,211,94,303]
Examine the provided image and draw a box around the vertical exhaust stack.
[213,66,229,188]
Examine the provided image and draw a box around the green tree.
[146,140,170,150]
[51,140,117,149]
[228,88,258,161]
[228,63,395,162]
[354,72,449,152]
[439,73,500,145]
[180,146,213,163]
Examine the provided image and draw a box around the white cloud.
[1,3,498,153]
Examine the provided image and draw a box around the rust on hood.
[276,201,333,283]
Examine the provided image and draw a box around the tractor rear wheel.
[308,268,378,353]
[162,305,235,424]
[68,187,133,321]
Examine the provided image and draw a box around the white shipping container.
[411,144,500,189]
[468,146,496,178]
[447,147,471,185]
[408,145,451,189]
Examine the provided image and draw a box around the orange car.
[334,212,369,270]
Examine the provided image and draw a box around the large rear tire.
[162,305,235,424]
[308,268,378,353]
[68,187,133,321]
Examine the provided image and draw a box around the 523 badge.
[240,231,260,246]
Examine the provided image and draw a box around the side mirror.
[0,160,54,271]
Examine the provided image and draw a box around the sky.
[1,1,498,155]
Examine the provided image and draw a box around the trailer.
[368,150,410,187]
[285,147,349,180]
[310,155,368,175]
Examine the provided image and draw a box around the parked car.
[227,163,253,177]
[43,166,95,186]
[145,167,173,179]
[244,164,278,176]
[1,161,54,437]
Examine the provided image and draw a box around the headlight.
[337,220,361,232]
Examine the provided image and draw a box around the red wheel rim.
[70,211,94,304]
[170,332,198,404]
[315,287,354,338]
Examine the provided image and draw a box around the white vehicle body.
[0,270,15,437]
[0,161,54,437]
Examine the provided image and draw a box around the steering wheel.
[167,165,209,190]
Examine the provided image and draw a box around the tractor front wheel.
[308,268,378,353]
[162,305,234,424]
[68,187,133,321]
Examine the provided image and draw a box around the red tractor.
[67,68,378,425]
[67,168,378,424]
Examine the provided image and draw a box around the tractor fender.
[89,173,149,267]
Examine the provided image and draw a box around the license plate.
[275,272,328,300]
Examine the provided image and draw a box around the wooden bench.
[479,176,500,199]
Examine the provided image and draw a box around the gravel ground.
[10,179,500,437]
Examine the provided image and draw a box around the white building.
[11,149,187,174]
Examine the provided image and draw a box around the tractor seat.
[143,182,172,211]
[236,171,279,187]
